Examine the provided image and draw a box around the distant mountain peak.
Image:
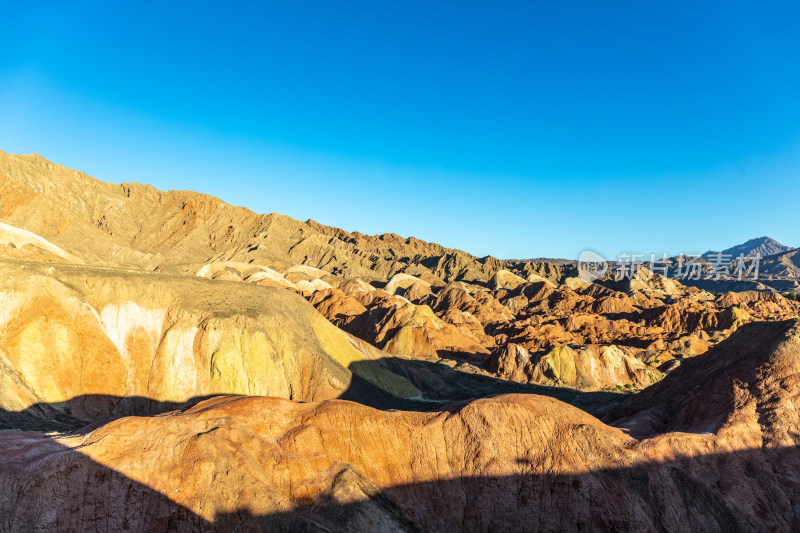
[703,236,793,260]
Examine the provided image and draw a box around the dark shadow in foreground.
[341,357,625,416]
[1,408,799,532]
[0,394,223,432]
[0,357,624,432]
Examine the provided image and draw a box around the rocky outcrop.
[487,343,664,390]
[310,288,490,361]
[0,260,419,426]
[0,221,81,263]
[384,273,432,300]
[491,269,526,290]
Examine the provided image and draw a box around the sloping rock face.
[0,260,418,426]
[2,320,800,531]
[4,150,799,392]
[3,151,798,300]
[759,248,800,281]
[0,221,81,263]
[606,318,800,439]
[0,151,509,281]
[309,287,489,362]
[488,343,664,389]
[703,236,793,260]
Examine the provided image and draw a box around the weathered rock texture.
[3,150,799,394]
[305,267,799,390]
[0,260,419,426]
[2,320,800,531]
[0,150,498,279]
[3,150,800,532]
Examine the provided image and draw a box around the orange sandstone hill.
[3,150,797,393]
[2,320,800,531]
[0,150,461,275]
[2,150,800,531]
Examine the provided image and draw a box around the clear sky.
[1,1,799,259]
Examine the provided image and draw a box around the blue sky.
[1,1,799,259]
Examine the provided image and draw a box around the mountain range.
[2,149,800,531]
